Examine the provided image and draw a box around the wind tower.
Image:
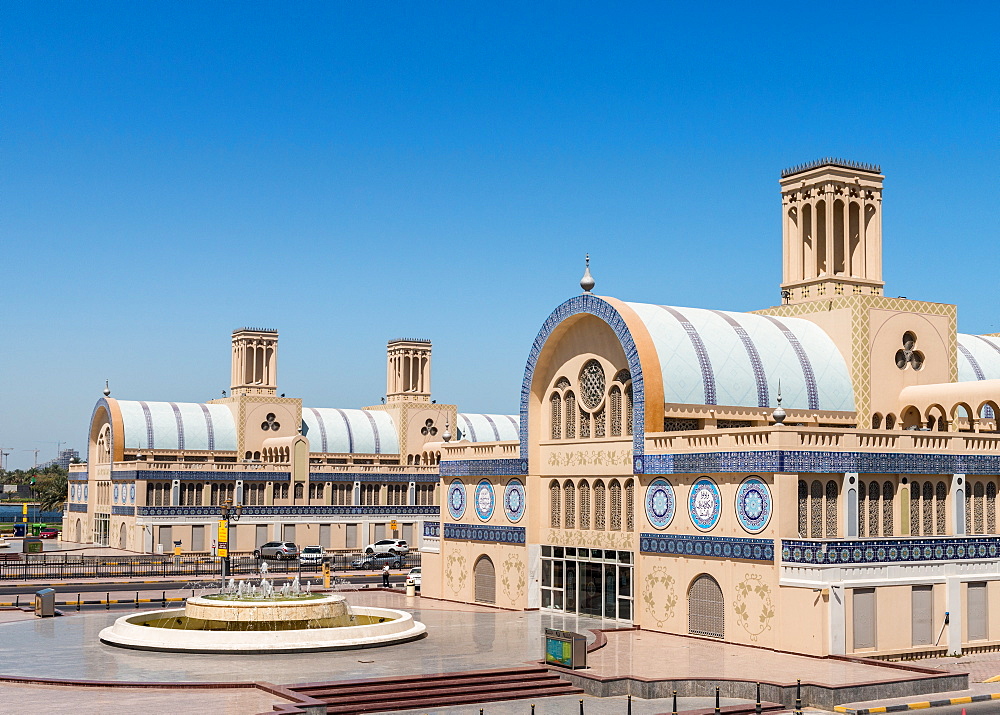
[386,338,432,403]
[230,328,278,396]
[779,158,885,304]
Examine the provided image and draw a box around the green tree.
[33,467,68,513]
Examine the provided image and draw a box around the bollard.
[77,594,81,611]
[795,679,802,714]
[672,689,678,715]
[136,591,140,609]
[627,693,632,715]
[755,681,761,715]
[579,698,584,715]
[715,686,721,715]
[531,705,535,714]
[106,592,110,610]
[14,595,18,608]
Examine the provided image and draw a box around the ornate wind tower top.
[231,327,278,396]
[779,158,885,304]
[580,254,595,293]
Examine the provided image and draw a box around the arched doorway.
[688,574,724,639]
[474,555,496,604]
[75,519,82,543]
[120,523,128,549]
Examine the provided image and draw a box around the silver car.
[253,541,299,560]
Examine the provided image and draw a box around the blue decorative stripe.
[959,344,986,381]
[637,450,1000,476]
[762,316,820,410]
[69,473,89,482]
[68,504,87,512]
[309,407,328,453]
[112,506,135,516]
[504,415,518,430]
[971,335,1000,360]
[460,414,477,442]
[310,472,438,483]
[362,410,381,453]
[640,532,773,562]
[138,505,441,517]
[440,458,527,477]
[443,522,526,544]
[335,409,355,453]
[659,306,717,405]
[139,401,155,449]
[782,537,1000,565]
[521,294,647,458]
[423,521,440,537]
[114,469,291,482]
[711,310,770,408]
[169,402,185,450]
[483,414,501,441]
[199,404,216,451]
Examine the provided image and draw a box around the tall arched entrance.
[688,574,724,639]
[474,555,496,604]
[120,523,128,549]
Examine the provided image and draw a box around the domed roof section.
[456,413,520,442]
[623,302,855,411]
[957,334,1000,382]
[117,401,237,451]
[301,408,399,454]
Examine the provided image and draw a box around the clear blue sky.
[2,2,997,470]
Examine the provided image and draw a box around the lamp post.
[219,497,243,580]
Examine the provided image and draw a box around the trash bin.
[23,538,43,554]
[13,523,26,538]
[35,588,55,617]
[173,540,182,556]
[405,583,416,597]
[30,523,43,536]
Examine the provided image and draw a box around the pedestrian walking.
[382,563,390,587]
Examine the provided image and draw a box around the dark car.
[253,541,299,560]
[351,551,403,570]
[38,528,59,539]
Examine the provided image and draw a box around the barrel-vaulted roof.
[116,401,237,452]
[623,302,855,411]
[300,408,399,454]
[958,334,1000,383]
[456,413,520,442]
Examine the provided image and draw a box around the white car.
[364,539,408,555]
[405,567,421,589]
[299,545,327,566]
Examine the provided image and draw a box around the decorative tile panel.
[112,506,135,516]
[115,469,291,482]
[137,505,440,517]
[310,473,437,483]
[782,537,1000,565]
[503,479,526,523]
[68,472,88,482]
[423,521,440,537]
[638,450,1000,475]
[443,522,526,544]
[439,458,527,476]
[640,532,774,562]
[68,504,87,513]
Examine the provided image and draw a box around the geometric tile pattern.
[67,504,87,513]
[113,469,291,482]
[640,532,774,562]
[439,458,528,476]
[112,506,135,516]
[443,522,526,544]
[781,536,1000,565]
[520,294,647,457]
[68,472,89,482]
[136,505,440,517]
[637,450,1000,475]
[309,473,439,483]
[423,521,440,537]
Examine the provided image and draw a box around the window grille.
[688,575,724,639]
[810,481,823,538]
[625,480,635,531]
[966,487,974,535]
[555,377,571,390]
[610,480,622,530]
[565,392,576,439]
[871,413,882,429]
[857,482,866,537]
[910,483,920,535]
[922,482,934,535]
[825,480,839,537]
[549,481,561,528]
[594,407,606,437]
[974,481,985,534]
[988,482,997,533]
[579,407,591,438]
[550,393,562,439]
[882,482,894,536]
[936,482,947,535]
[609,387,622,437]
[886,414,896,429]
[625,385,633,435]
[797,480,808,537]
[664,417,700,431]
[579,359,606,409]
[868,481,880,537]
[594,481,607,530]
[474,556,496,604]
[564,482,576,529]
[579,482,591,530]
[717,420,752,428]
[614,369,631,384]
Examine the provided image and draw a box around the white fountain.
[99,563,425,653]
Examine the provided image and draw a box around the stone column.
[844,473,859,538]
[952,474,966,535]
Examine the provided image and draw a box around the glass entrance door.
[580,563,603,616]
[540,546,633,622]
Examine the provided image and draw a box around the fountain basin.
[99,596,426,653]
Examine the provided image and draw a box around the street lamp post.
[219,497,243,581]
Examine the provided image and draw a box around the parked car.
[364,538,408,555]
[38,528,60,539]
[405,566,421,589]
[299,545,327,566]
[351,551,404,570]
[253,541,299,560]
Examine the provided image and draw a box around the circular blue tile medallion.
[645,479,676,529]
[504,479,526,523]
[735,476,771,533]
[475,480,495,521]
[447,479,466,520]
[688,477,721,531]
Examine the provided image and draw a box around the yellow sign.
[217,520,229,558]
[22,503,27,523]
[389,520,398,531]
[322,563,331,589]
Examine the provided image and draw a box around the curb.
[835,691,1000,713]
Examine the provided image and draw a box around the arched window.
[868,481,880,537]
[610,480,622,530]
[594,480,607,530]
[825,480,839,537]
[988,482,997,533]
[922,482,934,535]
[625,479,635,531]
[935,482,947,535]
[910,482,920,535]
[294,482,304,500]
[797,480,808,537]
[550,393,562,439]
[885,414,896,430]
[564,392,576,439]
[579,407,591,438]
[549,481,561,529]
[625,383,633,436]
[974,481,985,534]
[594,406,606,438]
[966,484,974,535]
[857,481,867,537]
[871,413,882,429]
[579,481,591,530]
[563,481,576,529]
[688,574,724,639]
[474,555,496,604]
[810,480,823,537]
[882,482,894,536]
[609,386,622,437]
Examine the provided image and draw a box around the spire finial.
[772,380,786,426]
[103,380,111,397]
[580,253,595,293]
[442,421,452,443]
